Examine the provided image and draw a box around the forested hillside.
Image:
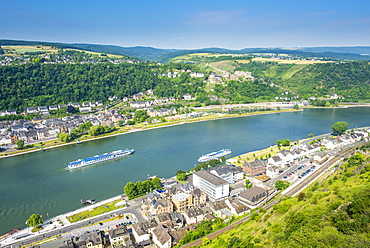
[0,62,204,111]
[233,61,370,100]
[282,61,370,99]
[199,146,370,248]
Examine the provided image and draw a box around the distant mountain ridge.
[1,39,370,62]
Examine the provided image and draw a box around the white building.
[193,170,229,200]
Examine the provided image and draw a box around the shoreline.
[2,103,369,159]
[0,108,301,159]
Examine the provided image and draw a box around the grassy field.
[250,57,333,64]
[66,199,125,223]
[2,45,58,55]
[2,45,121,58]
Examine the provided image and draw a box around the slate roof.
[239,186,267,201]
[152,224,171,245]
[194,170,228,186]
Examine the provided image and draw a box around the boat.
[68,149,134,170]
[197,149,232,163]
[81,198,96,204]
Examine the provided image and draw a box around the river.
[0,107,369,235]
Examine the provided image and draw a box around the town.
[1,126,368,248]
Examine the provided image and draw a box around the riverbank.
[0,108,301,159]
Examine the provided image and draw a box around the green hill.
[199,146,370,248]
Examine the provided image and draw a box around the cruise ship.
[68,149,134,170]
[197,149,232,163]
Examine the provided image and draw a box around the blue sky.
[1,0,369,49]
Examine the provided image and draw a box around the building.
[193,170,230,200]
[108,226,130,247]
[132,220,158,243]
[243,159,266,176]
[151,224,172,248]
[209,164,244,184]
[172,192,192,212]
[238,186,268,208]
[183,207,205,224]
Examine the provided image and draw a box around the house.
[169,211,185,228]
[96,101,103,106]
[108,226,130,247]
[70,102,80,108]
[266,165,281,178]
[49,105,58,111]
[267,155,283,167]
[190,72,205,78]
[243,159,266,176]
[193,170,230,200]
[210,200,229,217]
[65,231,105,248]
[276,150,294,163]
[183,93,192,100]
[225,198,250,216]
[5,110,17,115]
[147,108,157,117]
[238,186,268,208]
[148,198,173,215]
[171,192,192,212]
[209,163,244,184]
[133,92,145,100]
[79,106,92,113]
[155,213,172,228]
[132,220,158,243]
[169,228,187,246]
[151,224,172,248]
[25,107,38,114]
[190,188,207,207]
[313,151,328,164]
[183,207,205,224]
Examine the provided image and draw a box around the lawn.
[66,199,125,223]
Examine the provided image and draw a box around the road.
[1,196,146,248]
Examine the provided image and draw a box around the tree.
[57,132,72,142]
[177,172,187,181]
[151,177,161,189]
[275,180,290,190]
[276,140,281,147]
[308,133,314,138]
[16,139,24,149]
[332,121,348,135]
[282,139,290,146]
[124,182,136,199]
[26,214,43,228]
[117,120,124,126]
[245,179,253,189]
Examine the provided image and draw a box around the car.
[99,222,103,226]
[283,176,287,179]
[279,170,283,173]
[116,224,119,228]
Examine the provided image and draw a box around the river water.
[0,107,369,235]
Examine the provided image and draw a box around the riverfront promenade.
[0,194,144,248]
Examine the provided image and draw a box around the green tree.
[124,182,136,199]
[151,177,161,189]
[176,173,187,181]
[276,140,281,147]
[282,139,290,146]
[275,180,290,190]
[26,214,43,228]
[57,132,72,142]
[332,121,348,135]
[117,120,124,126]
[308,133,314,138]
[16,139,24,149]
